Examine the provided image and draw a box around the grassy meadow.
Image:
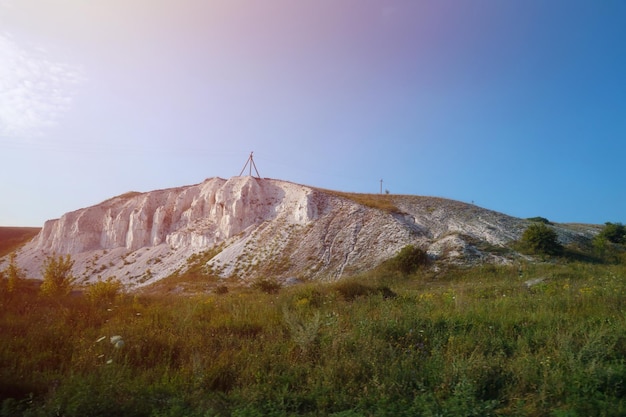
[2,257,626,416]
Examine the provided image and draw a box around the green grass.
[1,261,626,416]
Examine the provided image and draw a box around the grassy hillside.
[0,227,40,258]
[319,189,402,213]
[1,259,626,416]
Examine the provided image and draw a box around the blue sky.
[1,0,625,226]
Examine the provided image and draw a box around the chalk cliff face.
[33,177,312,253]
[12,176,597,288]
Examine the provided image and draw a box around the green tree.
[520,223,563,256]
[40,254,76,296]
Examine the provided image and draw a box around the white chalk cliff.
[11,176,596,288]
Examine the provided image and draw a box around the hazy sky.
[1,0,625,226]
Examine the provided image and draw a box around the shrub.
[282,305,321,354]
[593,223,626,263]
[86,276,123,304]
[251,277,281,294]
[387,245,430,274]
[4,252,23,293]
[520,223,563,256]
[331,280,396,301]
[40,254,76,296]
[215,284,229,295]
[596,222,626,244]
[332,280,375,301]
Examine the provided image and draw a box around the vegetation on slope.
[2,252,626,416]
[1,223,624,416]
[518,222,563,256]
[320,189,402,213]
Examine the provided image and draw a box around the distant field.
[0,227,40,257]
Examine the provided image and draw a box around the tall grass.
[1,262,626,416]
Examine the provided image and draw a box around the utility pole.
[239,152,261,178]
[380,179,383,194]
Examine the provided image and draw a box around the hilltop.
[3,176,598,289]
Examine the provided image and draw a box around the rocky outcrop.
[9,176,598,288]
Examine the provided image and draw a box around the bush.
[4,252,24,293]
[593,223,626,263]
[251,277,281,294]
[332,280,375,301]
[86,276,123,304]
[387,245,429,274]
[215,284,229,295]
[520,223,563,256]
[40,254,76,296]
[597,222,626,244]
[282,305,321,354]
[332,280,396,301]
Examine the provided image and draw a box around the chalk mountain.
[10,176,597,288]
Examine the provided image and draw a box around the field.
[0,227,40,258]
[1,258,626,416]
